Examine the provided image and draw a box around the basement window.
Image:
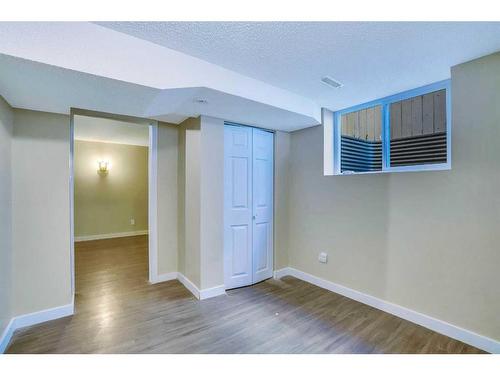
[333,80,451,175]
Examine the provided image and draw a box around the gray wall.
[287,52,500,341]
[0,96,13,335]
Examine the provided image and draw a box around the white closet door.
[251,128,274,283]
[224,125,253,289]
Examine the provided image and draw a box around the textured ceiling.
[0,22,320,131]
[2,22,500,132]
[74,115,150,146]
[0,53,161,119]
[98,22,500,111]
[0,53,315,131]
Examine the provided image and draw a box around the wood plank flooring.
[6,235,484,354]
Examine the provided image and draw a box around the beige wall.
[199,116,224,289]
[274,131,291,270]
[0,96,13,334]
[74,141,148,237]
[5,52,498,345]
[177,117,291,290]
[157,123,179,275]
[177,121,186,276]
[11,109,72,315]
[176,116,227,290]
[287,52,500,341]
[7,109,179,319]
[75,122,178,275]
[177,117,201,287]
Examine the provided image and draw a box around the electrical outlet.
[130,218,135,225]
[318,252,328,264]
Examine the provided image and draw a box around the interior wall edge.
[177,116,202,288]
[0,95,13,345]
[274,130,291,270]
[11,108,72,318]
[199,116,224,290]
[156,122,179,276]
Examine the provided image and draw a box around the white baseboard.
[199,285,226,300]
[130,269,227,299]
[75,230,149,242]
[152,272,178,284]
[176,273,226,300]
[177,273,200,299]
[0,319,15,354]
[273,267,292,279]
[1,273,227,353]
[0,301,74,354]
[275,267,499,354]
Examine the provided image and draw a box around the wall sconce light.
[97,160,110,175]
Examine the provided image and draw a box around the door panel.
[254,222,269,272]
[231,225,250,275]
[252,128,274,283]
[224,125,274,289]
[231,157,249,208]
[224,125,253,289]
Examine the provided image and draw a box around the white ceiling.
[1,22,500,132]
[74,115,149,146]
[0,53,316,131]
[0,22,319,131]
[98,22,500,110]
[0,53,163,119]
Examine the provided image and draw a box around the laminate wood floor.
[6,235,484,354]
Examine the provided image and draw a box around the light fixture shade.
[97,160,109,175]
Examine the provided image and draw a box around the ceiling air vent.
[321,76,343,89]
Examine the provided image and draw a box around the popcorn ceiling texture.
[0,23,320,131]
[98,22,500,110]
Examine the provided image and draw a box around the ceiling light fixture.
[321,76,344,89]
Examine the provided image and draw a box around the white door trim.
[251,128,274,284]
[69,112,75,295]
[69,109,160,299]
[148,123,159,283]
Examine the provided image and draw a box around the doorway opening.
[69,109,159,303]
